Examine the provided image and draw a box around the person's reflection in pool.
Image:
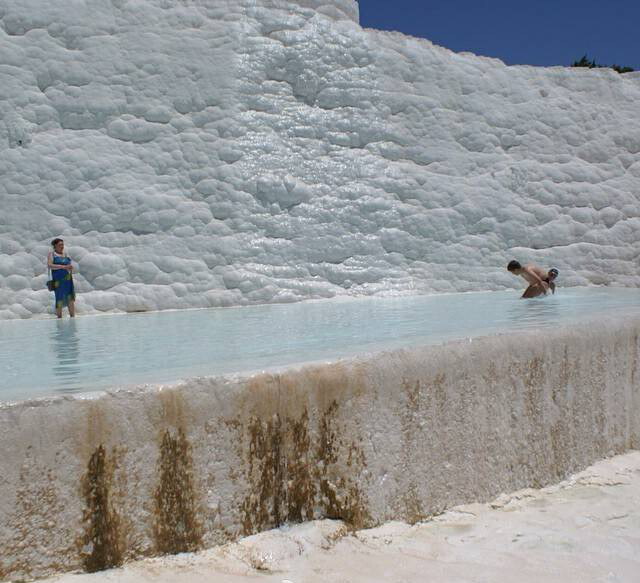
[52,319,81,393]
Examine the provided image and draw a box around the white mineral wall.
[1,0,640,318]
[1,317,639,580]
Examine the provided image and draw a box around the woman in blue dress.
[47,238,76,318]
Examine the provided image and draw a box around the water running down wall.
[1,316,638,580]
[1,0,640,318]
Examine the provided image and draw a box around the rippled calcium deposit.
[1,0,639,319]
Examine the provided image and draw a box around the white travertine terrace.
[0,317,639,580]
[1,2,640,580]
[1,0,639,319]
[32,451,640,583]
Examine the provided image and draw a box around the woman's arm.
[47,252,57,269]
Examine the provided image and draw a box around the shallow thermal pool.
[1,287,639,402]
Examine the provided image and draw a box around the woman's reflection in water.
[52,318,81,393]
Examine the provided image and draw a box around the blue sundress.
[51,254,75,309]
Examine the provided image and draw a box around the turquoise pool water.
[1,287,639,402]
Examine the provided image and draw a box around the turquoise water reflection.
[51,320,81,392]
[0,287,638,402]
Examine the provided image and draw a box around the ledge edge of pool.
[0,315,639,581]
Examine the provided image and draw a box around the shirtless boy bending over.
[507,260,559,299]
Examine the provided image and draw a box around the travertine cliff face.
[1,0,639,318]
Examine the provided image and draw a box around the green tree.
[571,54,634,74]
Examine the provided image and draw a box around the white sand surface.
[41,451,640,583]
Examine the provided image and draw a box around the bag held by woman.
[46,266,55,291]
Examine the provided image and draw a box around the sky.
[358,0,640,71]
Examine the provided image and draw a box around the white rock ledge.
[1,315,639,580]
[34,450,640,583]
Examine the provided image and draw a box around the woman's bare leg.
[68,300,76,318]
[56,305,63,318]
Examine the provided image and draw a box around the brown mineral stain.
[79,403,110,460]
[315,401,370,529]
[79,445,123,573]
[241,414,285,533]
[398,483,424,525]
[153,428,203,555]
[243,373,281,418]
[403,378,421,414]
[240,399,370,536]
[305,362,367,412]
[317,401,339,467]
[287,410,316,522]
[158,389,189,429]
[432,373,448,415]
[396,379,425,523]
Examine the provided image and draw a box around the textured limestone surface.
[1,316,639,580]
[36,451,640,583]
[1,0,639,318]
